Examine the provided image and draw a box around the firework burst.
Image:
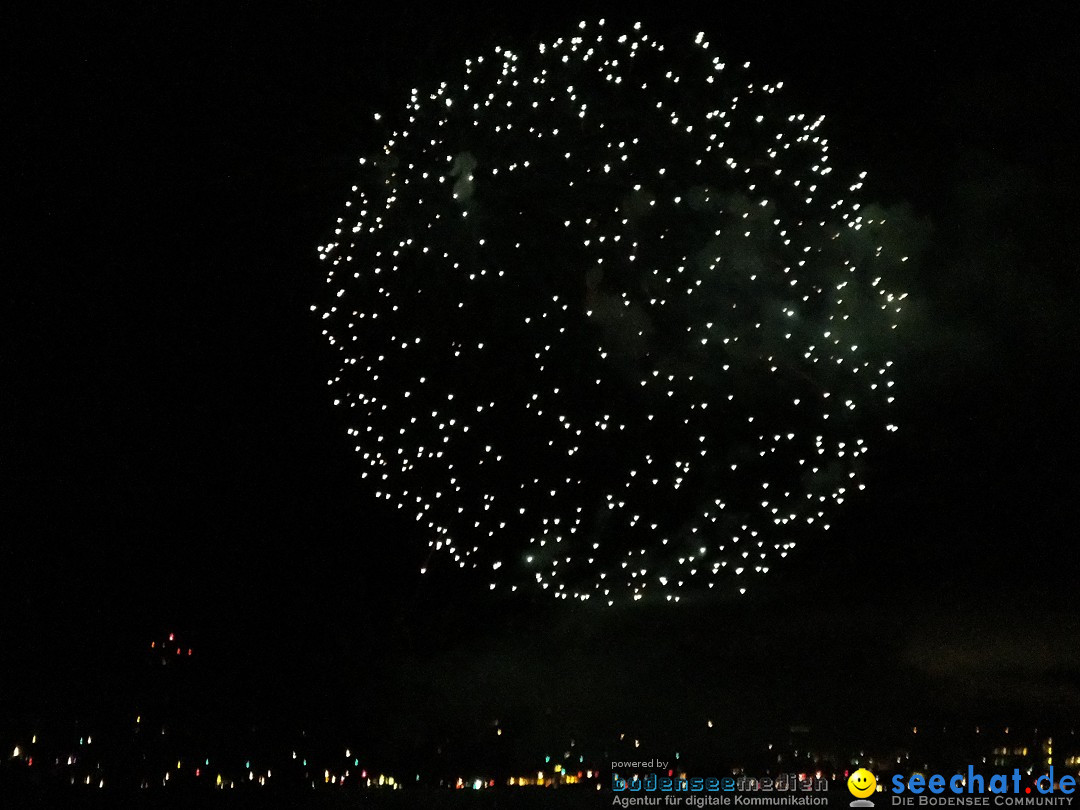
[317,20,907,604]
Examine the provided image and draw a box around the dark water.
[0,781,600,809]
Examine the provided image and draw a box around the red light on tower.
[188,649,192,656]
[169,633,175,641]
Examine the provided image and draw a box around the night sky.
[6,3,1080,763]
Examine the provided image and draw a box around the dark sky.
[5,3,1080,758]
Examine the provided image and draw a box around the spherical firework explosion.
[317,20,907,605]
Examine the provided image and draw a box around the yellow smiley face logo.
[848,768,877,799]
